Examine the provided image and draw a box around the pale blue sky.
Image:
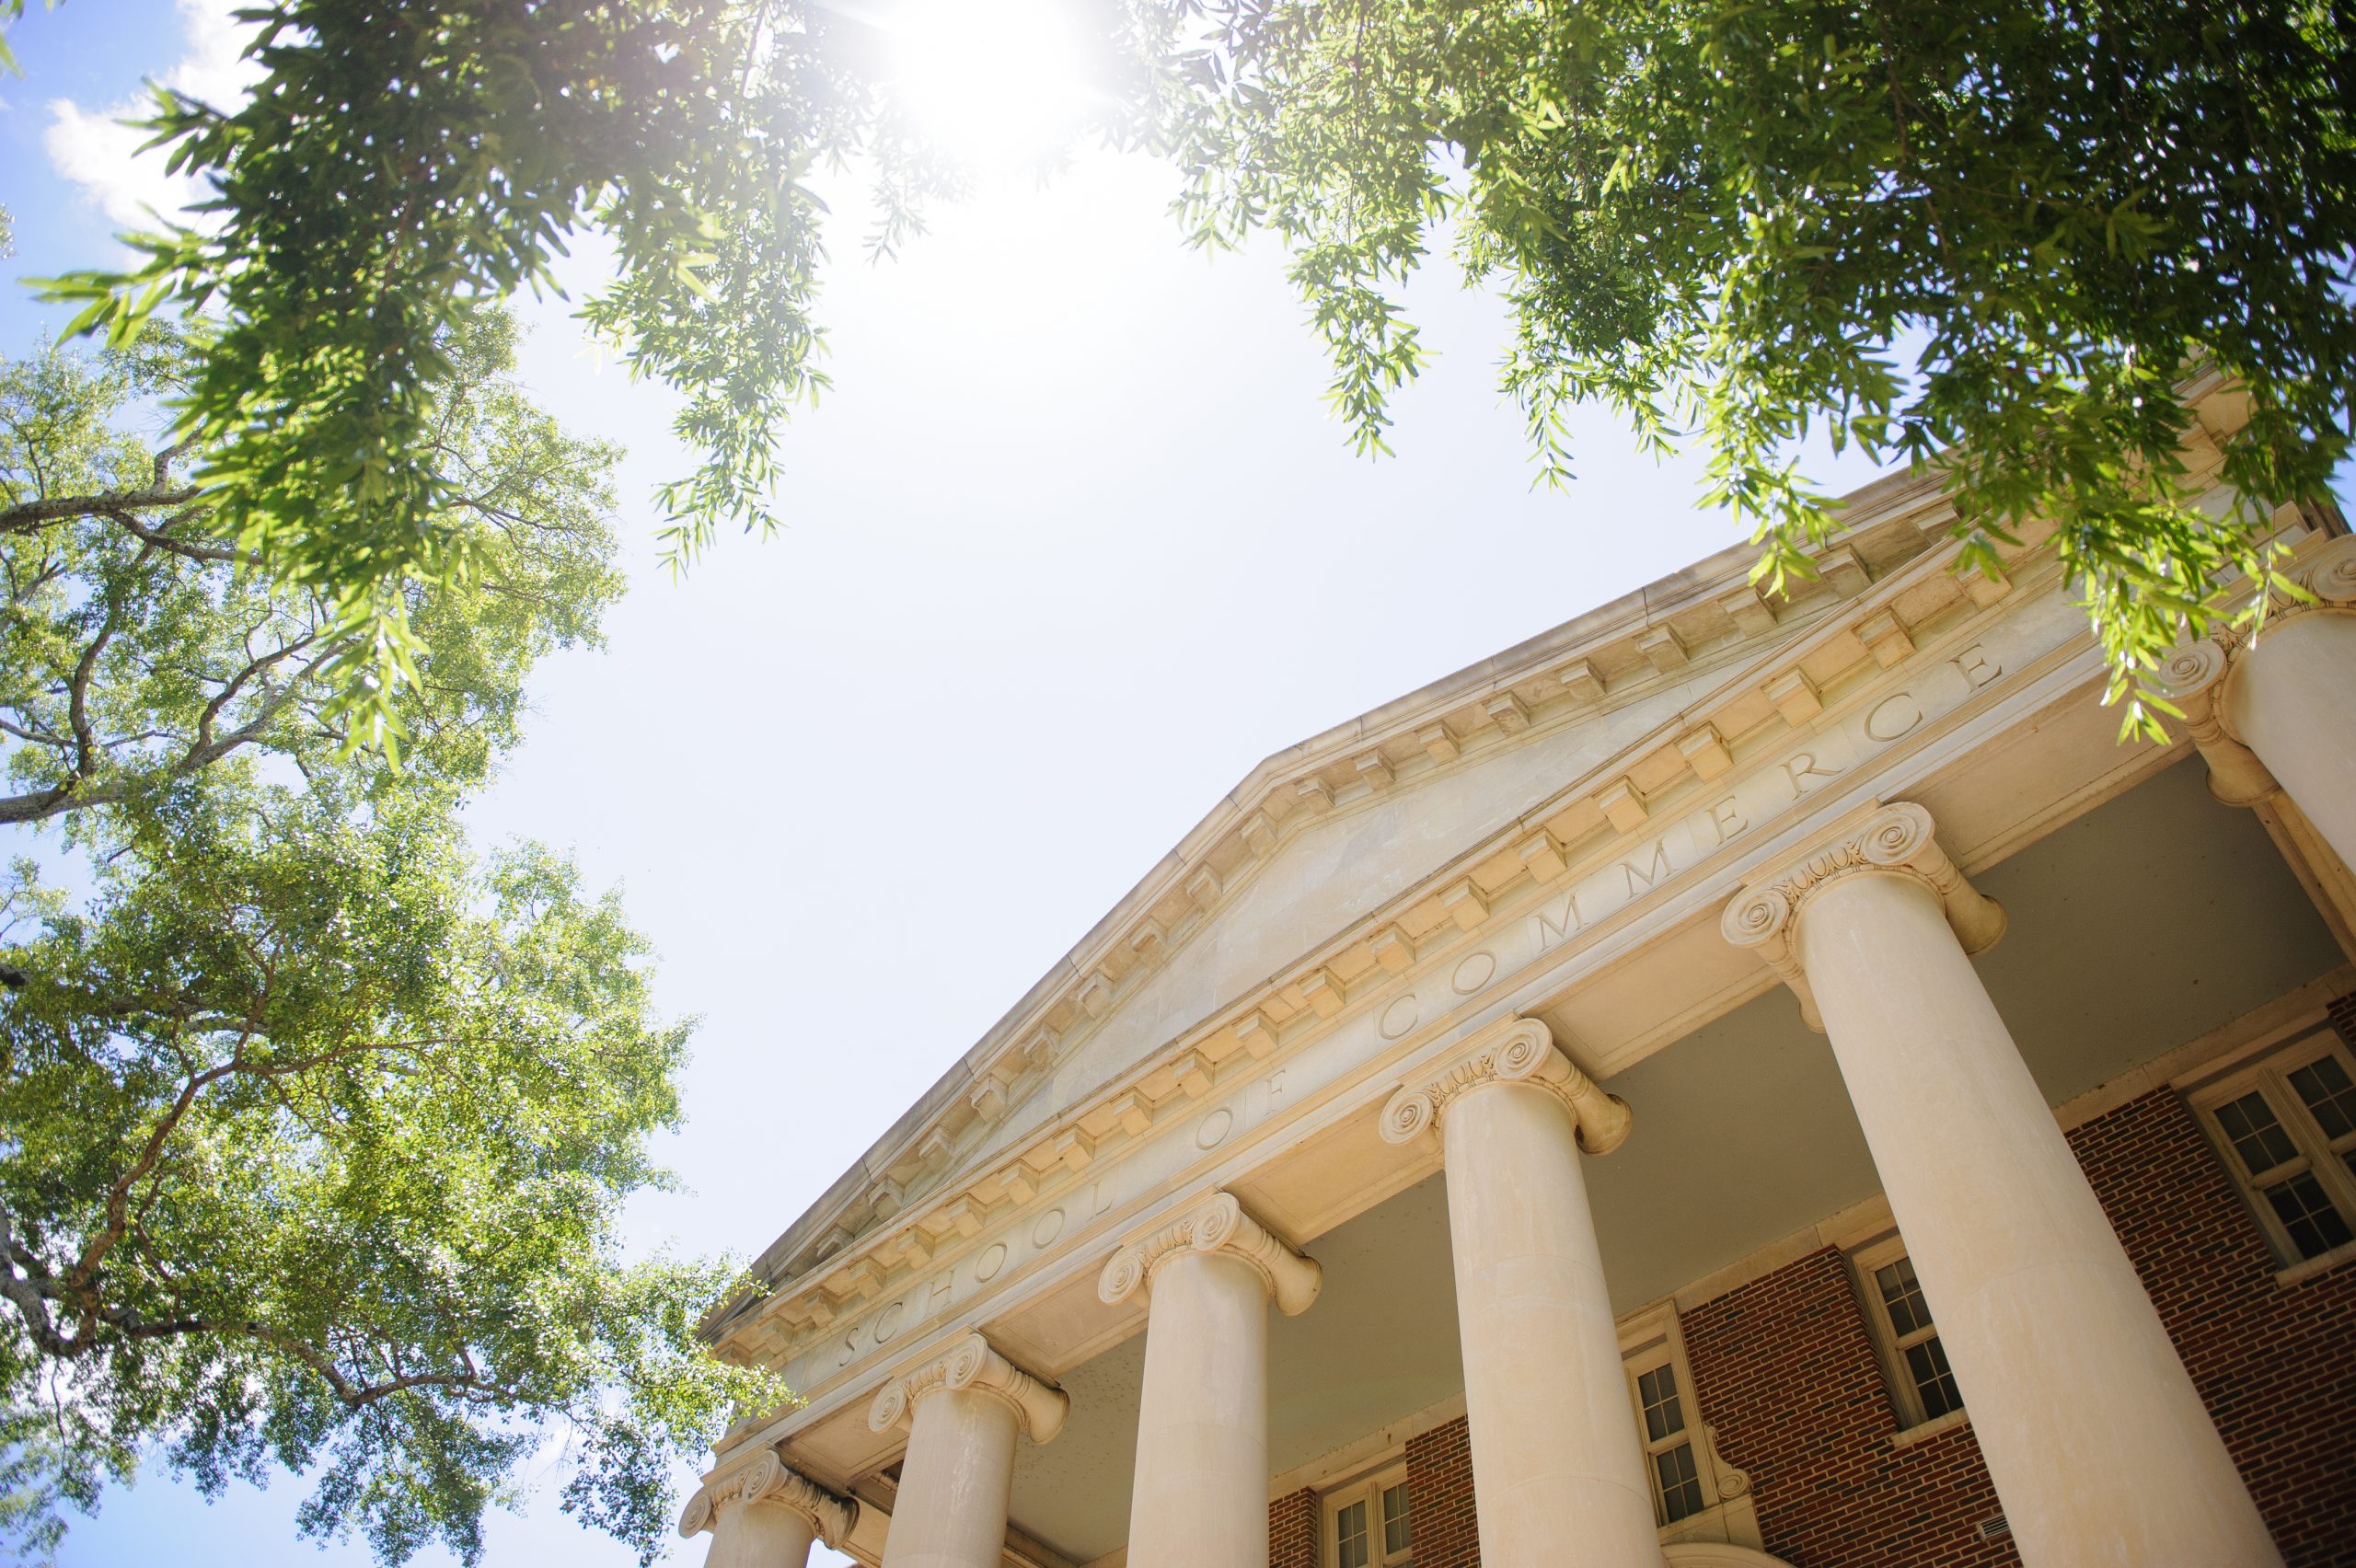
[8,5,2327,1566]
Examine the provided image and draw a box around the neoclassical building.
[683,377,2356,1568]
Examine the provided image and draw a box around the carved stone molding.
[1378,1014,1633,1155]
[1097,1190,1323,1317]
[1720,801,2005,1032]
[677,1448,857,1546]
[725,504,2082,1369]
[865,1332,1069,1443]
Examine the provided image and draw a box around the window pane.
[1654,1441,1706,1523]
[1636,1363,1686,1442]
[2217,1092,2301,1175]
[1380,1483,1411,1555]
[2265,1170,2356,1259]
[1905,1334,1965,1420]
[1875,1256,1934,1338]
[1335,1499,1369,1568]
[2289,1055,2356,1140]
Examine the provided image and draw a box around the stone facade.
[676,408,2356,1568]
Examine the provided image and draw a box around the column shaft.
[1441,1080,1666,1568]
[2228,610,2356,869]
[883,1388,1021,1568]
[1800,870,2280,1568]
[706,1497,819,1568]
[1125,1248,1270,1568]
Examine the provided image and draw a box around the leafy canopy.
[26,0,1001,748]
[12,0,2353,737]
[1,310,618,815]
[0,327,782,1565]
[1164,0,2355,726]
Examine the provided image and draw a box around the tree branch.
[0,486,204,537]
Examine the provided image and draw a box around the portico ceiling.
[995,754,2346,1564]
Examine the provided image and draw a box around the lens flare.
[879,0,1098,167]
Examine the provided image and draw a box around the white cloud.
[44,0,259,229]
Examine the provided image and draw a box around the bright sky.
[11,4,2296,1566]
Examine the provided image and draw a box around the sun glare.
[880,0,1099,167]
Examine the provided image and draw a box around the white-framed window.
[1851,1234,1963,1428]
[1626,1347,1708,1525]
[2192,1027,2356,1266]
[1322,1460,1411,1568]
[1617,1303,1746,1535]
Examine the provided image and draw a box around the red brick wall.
[1681,1245,2018,1567]
[1391,1014,2356,1565]
[2073,1085,2356,1566]
[1270,1486,1319,1568]
[1403,1417,1478,1567]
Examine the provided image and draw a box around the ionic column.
[2163,534,2356,868]
[1724,802,2281,1568]
[679,1450,857,1568]
[1379,1016,1662,1568]
[868,1332,1069,1568]
[1099,1191,1322,1568]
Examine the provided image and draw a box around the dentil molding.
[1378,1014,1633,1155]
[728,505,2070,1366]
[1097,1190,1323,1316]
[677,1447,856,1546]
[865,1332,1070,1443]
[1719,801,2005,1032]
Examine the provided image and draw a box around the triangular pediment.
[723,460,2007,1317]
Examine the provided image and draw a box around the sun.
[876,0,1101,167]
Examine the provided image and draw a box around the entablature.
[710,378,2287,1381]
[713,505,2336,1438]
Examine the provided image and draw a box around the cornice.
[1098,1190,1322,1317]
[678,1448,856,1547]
[718,527,2050,1360]
[865,1332,1069,1443]
[1719,801,2005,1030]
[1378,1014,1632,1153]
[715,528,2308,1466]
[722,514,2061,1360]
[720,490,1972,1301]
[715,402,2303,1367]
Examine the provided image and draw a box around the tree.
[28,0,955,747]
[1162,0,2356,726]
[2,311,617,807]
[0,326,781,1565]
[20,0,2350,736]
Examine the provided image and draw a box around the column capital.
[2266,531,2356,615]
[1377,1014,1631,1155]
[2162,534,2356,795]
[1721,801,2005,1032]
[1098,1190,1322,1316]
[866,1331,1069,1444]
[678,1447,857,1547]
[2158,638,2282,806]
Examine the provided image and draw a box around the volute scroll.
[1378,1014,1632,1155]
[677,1447,857,1546]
